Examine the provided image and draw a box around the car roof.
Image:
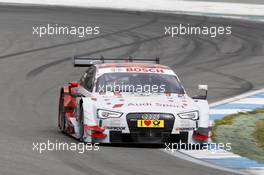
[95,63,170,69]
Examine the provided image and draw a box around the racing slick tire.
[58,91,66,132]
[78,102,84,142]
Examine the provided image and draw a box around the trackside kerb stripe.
[202,157,264,169]
[213,103,264,110]
[248,93,264,98]
[209,114,226,120]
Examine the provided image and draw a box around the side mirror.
[198,84,208,91]
[69,82,79,88]
[193,84,208,100]
[68,82,79,95]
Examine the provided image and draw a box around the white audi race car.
[58,57,210,144]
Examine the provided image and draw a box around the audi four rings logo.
[141,114,161,120]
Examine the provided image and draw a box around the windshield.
[95,73,185,94]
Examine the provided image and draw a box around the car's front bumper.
[108,130,189,144]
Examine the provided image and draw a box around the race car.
[58,56,210,144]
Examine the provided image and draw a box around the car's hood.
[92,92,199,113]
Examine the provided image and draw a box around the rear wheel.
[58,92,65,132]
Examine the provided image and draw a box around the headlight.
[178,111,199,120]
[97,109,123,119]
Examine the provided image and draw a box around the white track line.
[210,109,251,115]
[0,0,264,17]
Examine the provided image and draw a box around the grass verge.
[212,108,264,164]
[254,119,264,148]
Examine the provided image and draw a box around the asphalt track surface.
[0,4,264,175]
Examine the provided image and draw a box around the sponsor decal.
[156,103,181,108]
[98,67,175,76]
[128,102,186,108]
[112,103,124,108]
[128,102,152,106]
[137,120,164,128]
[107,126,126,131]
[126,67,164,73]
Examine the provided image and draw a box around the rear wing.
[73,56,160,67]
